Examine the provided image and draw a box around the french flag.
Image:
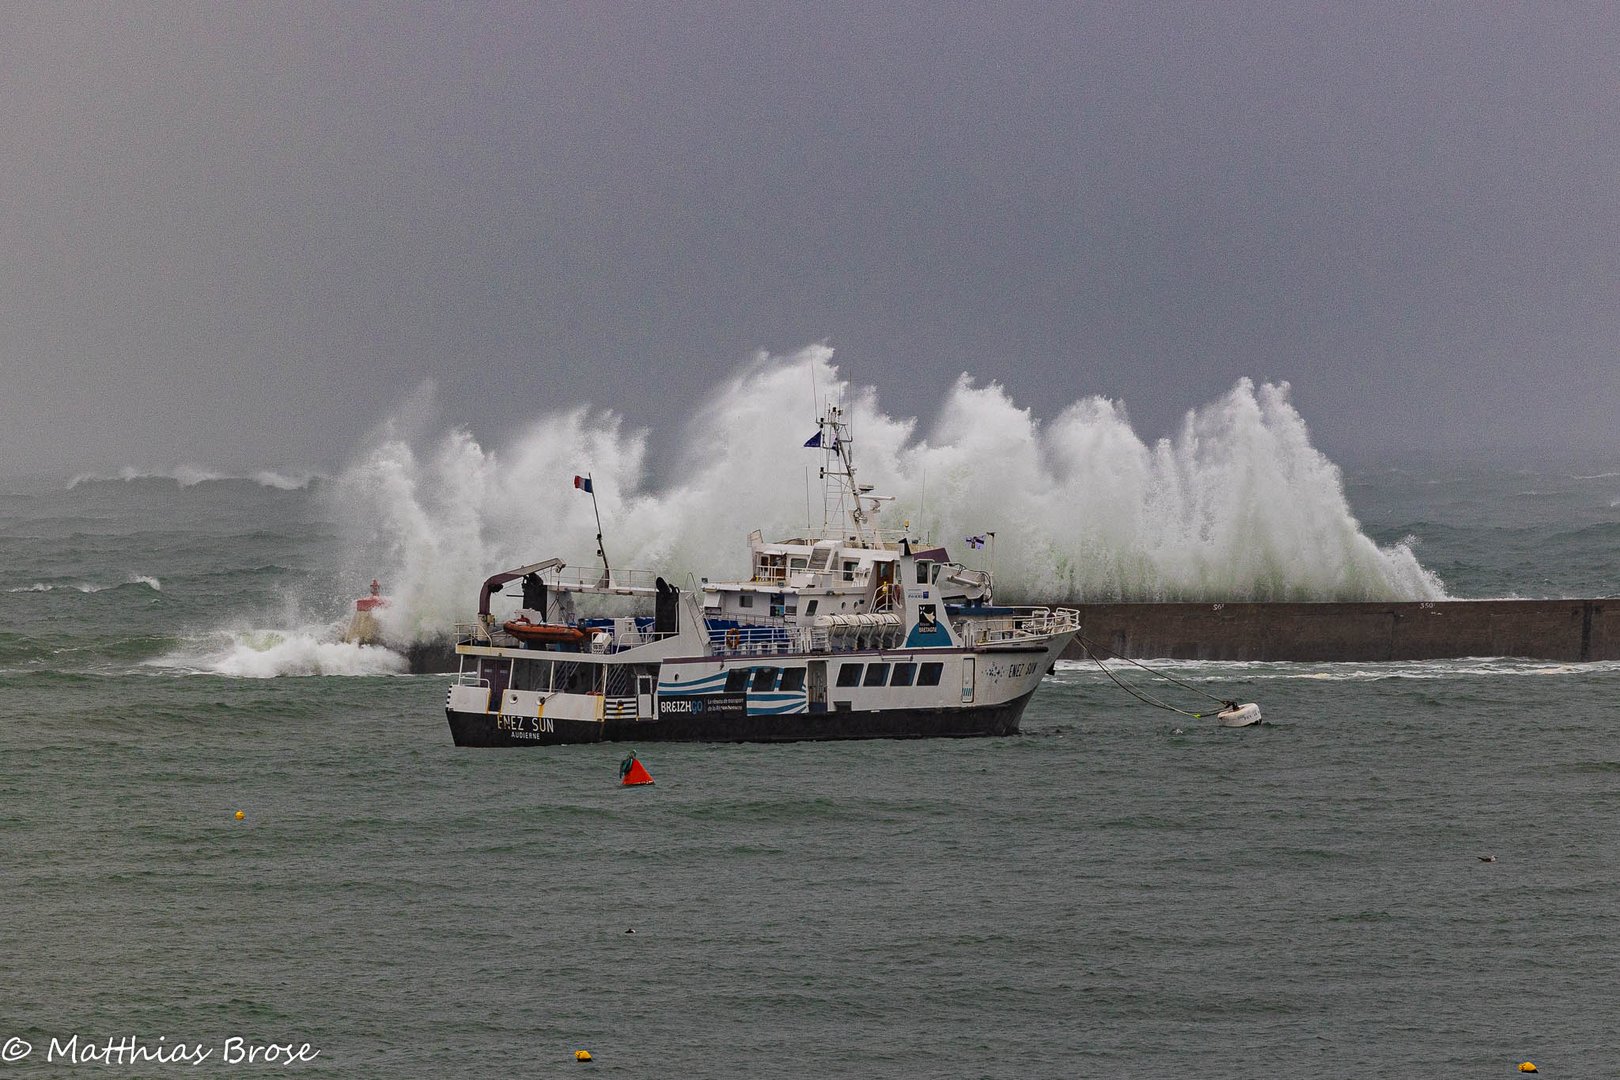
[573,475,593,494]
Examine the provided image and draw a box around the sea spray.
[329,346,1445,639]
[147,626,408,678]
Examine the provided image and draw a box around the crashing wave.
[149,627,407,678]
[328,346,1445,641]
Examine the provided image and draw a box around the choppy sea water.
[3,457,1619,1077]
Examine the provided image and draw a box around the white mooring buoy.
[1216,702,1262,727]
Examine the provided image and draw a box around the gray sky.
[2,2,1616,476]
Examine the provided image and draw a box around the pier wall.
[1056,599,1617,663]
[408,599,1620,672]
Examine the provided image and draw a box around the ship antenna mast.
[816,402,877,548]
[583,472,612,586]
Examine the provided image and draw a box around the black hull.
[446,697,1033,747]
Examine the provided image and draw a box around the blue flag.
[965,534,985,549]
[803,431,823,448]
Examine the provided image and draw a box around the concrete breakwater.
[404,599,1619,673]
[1057,599,1617,663]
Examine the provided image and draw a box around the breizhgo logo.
[657,692,747,718]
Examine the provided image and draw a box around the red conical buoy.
[620,753,654,786]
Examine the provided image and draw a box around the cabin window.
[738,594,754,608]
[836,664,863,687]
[842,560,858,581]
[779,668,806,692]
[862,663,890,687]
[916,560,930,584]
[511,659,553,692]
[789,557,808,572]
[931,563,943,583]
[804,599,819,616]
[751,668,777,692]
[725,669,750,692]
[890,663,917,687]
[918,662,944,687]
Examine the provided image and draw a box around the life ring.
[724,628,741,651]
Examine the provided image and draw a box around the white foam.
[151,627,407,678]
[1055,656,1620,681]
[8,574,160,594]
[329,347,1446,639]
[67,467,317,490]
[250,470,316,491]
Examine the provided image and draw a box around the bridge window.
[836,664,863,687]
[862,663,890,687]
[918,662,943,687]
[916,560,930,584]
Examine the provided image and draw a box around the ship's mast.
[813,402,884,548]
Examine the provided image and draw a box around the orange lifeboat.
[502,616,588,646]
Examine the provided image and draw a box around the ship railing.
[541,564,664,593]
[587,626,680,653]
[458,619,686,653]
[749,566,849,588]
[707,622,817,656]
[457,621,496,646]
[706,620,910,656]
[456,620,543,649]
[964,606,1082,646]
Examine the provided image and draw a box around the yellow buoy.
[575,1050,592,1062]
[1518,1064,1537,1074]
[234,810,245,821]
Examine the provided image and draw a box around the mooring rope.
[1076,634,1236,719]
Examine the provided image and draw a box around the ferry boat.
[443,405,1080,745]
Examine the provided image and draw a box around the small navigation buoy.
[234,810,245,821]
[575,1049,593,1062]
[1479,854,1497,863]
[1216,702,1262,727]
[625,928,636,934]
[1518,1063,1537,1073]
[620,750,654,787]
